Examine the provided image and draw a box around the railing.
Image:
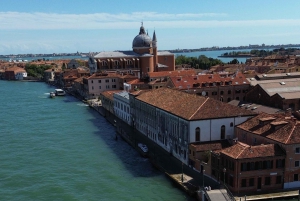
[221,183,235,201]
[201,187,212,201]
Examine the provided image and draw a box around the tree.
[229,59,239,64]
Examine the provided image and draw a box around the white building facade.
[113,91,131,126]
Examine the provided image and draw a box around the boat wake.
[77,103,89,107]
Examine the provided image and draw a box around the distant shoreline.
[218,54,255,58]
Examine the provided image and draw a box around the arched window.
[221,125,225,139]
[195,127,200,141]
[101,61,108,68]
[114,60,120,69]
[126,59,133,66]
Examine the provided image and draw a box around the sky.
[1,0,300,55]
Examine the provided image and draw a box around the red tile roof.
[100,90,122,100]
[237,113,300,144]
[147,69,196,78]
[5,66,26,73]
[136,88,255,120]
[87,72,120,79]
[190,140,231,152]
[221,142,285,159]
[169,72,249,90]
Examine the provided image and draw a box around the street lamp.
[202,169,206,189]
[238,172,241,196]
[181,162,184,182]
[223,168,226,186]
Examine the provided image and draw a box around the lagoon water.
[0,81,191,201]
[1,49,253,63]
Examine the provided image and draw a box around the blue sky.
[1,0,300,54]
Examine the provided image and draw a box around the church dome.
[132,25,152,48]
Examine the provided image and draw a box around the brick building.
[236,113,300,190]
[166,72,250,102]
[246,78,300,111]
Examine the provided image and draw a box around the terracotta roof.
[129,89,152,96]
[126,78,148,85]
[169,72,249,90]
[190,140,231,152]
[100,90,122,101]
[87,72,120,79]
[136,88,255,120]
[147,70,196,78]
[5,66,26,72]
[237,113,300,144]
[221,142,285,159]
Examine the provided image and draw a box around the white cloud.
[6,11,300,30]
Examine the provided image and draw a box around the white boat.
[55,89,66,96]
[50,92,55,98]
[138,143,148,157]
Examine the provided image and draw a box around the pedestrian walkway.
[206,189,228,201]
[234,190,299,201]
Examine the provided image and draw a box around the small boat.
[55,89,66,96]
[138,143,148,157]
[50,92,55,98]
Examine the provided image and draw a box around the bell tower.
[152,30,158,71]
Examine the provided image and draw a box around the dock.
[165,173,198,196]
[235,190,299,201]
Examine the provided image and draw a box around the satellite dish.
[202,91,206,96]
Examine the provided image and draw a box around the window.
[228,90,231,94]
[296,147,300,153]
[91,80,93,83]
[99,86,101,89]
[112,85,116,89]
[241,163,247,171]
[98,80,101,83]
[195,127,200,141]
[295,161,300,167]
[220,91,224,95]
[92,86,94,90]
[294,174,299,181]
[276,176,281,184]
[265,177,271,185]
[241,179,246,187]
[106,85,110,89]
[220,125,225,139]
[229,175,234,187]
[105,79,109,83]
[243,133,246,140]
[249,178,254,186]
[276,159,285,168]
[230,122,233,127]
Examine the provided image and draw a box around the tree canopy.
[25,64,52,78]
[175,55,223,69]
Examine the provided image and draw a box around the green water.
[0,81,191,201]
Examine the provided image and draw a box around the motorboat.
[55,89,66,96]
[138,143,148,157]
[50,92,55,98]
